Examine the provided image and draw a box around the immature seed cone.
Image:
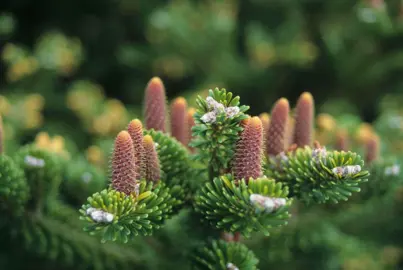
[335,129,349,152]
[143,135,161,183]
[365,133,380,164]
[187,107,196,151]
[143,77,167,132]
[232,116,263,182]
[170,97,188,145]
[266,98,290,156]
[293,92,314,148]
[111,131,139,195]
[127,119,145,178]
[0,114,3,154]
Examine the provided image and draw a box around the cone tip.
[300,92,313,102]
[249,116,262,128]
[129,119,143,128]
[277,98,289,107]
[259,112,270,121]
[143,134,154,145]
[117,130,131,141]
[173,96,187,106]
[147,77,164,90]
[150,76,162,84]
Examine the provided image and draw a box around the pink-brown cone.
[143,77,167,132]
[232,116,263,182]
[127,119,145,179]
[266,98,290,156]
[170,97,188,145]
[293,92,314,148]
[143,135,161,183]
[111,131,139,195]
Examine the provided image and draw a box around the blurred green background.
[2,1,403,269]
[2,0,403,123]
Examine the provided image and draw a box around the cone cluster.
[261,92,315,159]
[143,77,195,149]
[111,119,161,195]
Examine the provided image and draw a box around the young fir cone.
[265,98,290,157]
[111,131,139,195]
[232,116,263,183]
[293,92,314,148]
[365,133,380,164]
[170,97,188,146]
[127,119,145,178]
[143,77,167,132]
[187,107,196,152]
[0,114,3,154]
[143,135,161,183]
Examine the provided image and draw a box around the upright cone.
[127,119,145,178]
[111,131,139,195]
[143,135,161,183]
[232,116,263,182]
[293,92,314,148]
[170,97,188,145]
[143,77,167,132]
[265,98,290,156]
